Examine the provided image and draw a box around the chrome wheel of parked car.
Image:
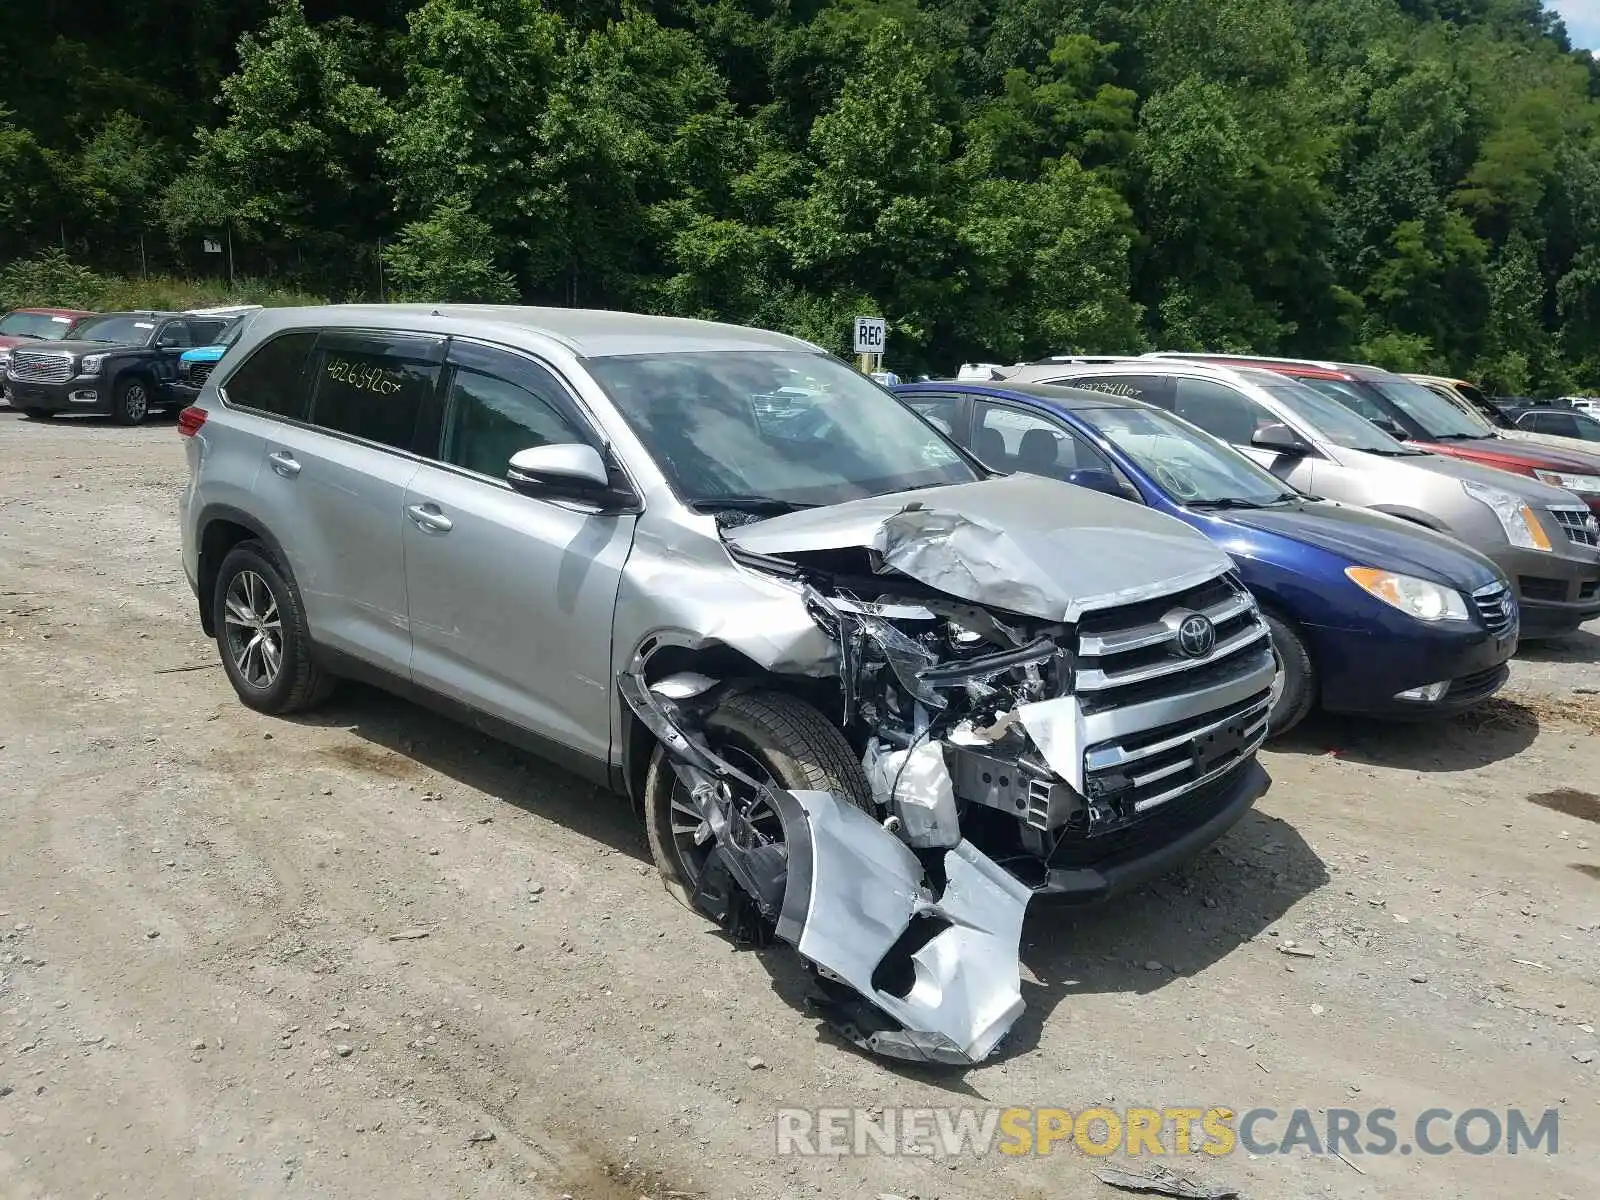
[223,569,283,689]
[1261,608,1315,737]
[113,378,149,425]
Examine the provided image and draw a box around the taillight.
[178,407,207,437]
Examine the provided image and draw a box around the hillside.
[3,0,1599,387]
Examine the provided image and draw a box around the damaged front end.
[621,476,1276,1065]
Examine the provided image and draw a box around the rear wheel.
[643,689,873,910]
[1263,608,1315,737]
[211,540,333,714]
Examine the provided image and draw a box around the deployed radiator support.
[619,663,1031,1066]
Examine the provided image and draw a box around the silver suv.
[179,305,1275,1064]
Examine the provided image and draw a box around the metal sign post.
[853,316,886,376]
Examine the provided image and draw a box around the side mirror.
[1250,422,1311,456]
[507,443,614,501]
[1067,467,1136,500]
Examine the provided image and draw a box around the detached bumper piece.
[620,667,1030,1067]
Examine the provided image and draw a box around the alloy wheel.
[223,569,283,689]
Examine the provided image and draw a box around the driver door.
[401,341,637,762]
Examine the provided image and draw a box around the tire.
[22,408,52,421]
[1262,608,1315,737]
[111,376,151,425]
[211,539,333,715]
[643,689,873,910]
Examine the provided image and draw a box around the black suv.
[3,311,230,425]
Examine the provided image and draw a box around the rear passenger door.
[254,329,445,675]
[401,341,637,763]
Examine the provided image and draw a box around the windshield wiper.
[1187,497,1281,510]
[1425,432,1478,441]
[688,495,819,514]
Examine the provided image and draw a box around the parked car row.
[0,304,259,423]
[916,352,1599,738]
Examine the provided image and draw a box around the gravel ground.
[1,413,1597,1200]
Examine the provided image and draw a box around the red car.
[0,307,96,402]
[1152,354,1600,516]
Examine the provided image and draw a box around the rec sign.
[853,316,886,355]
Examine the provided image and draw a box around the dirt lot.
[1,413,1597,1200]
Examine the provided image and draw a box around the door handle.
[267,450,301,478]
[406,503,454,533]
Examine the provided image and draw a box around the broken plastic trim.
[620,662,1030,1066]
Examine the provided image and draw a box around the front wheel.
[111,377,151,425]
[643,689,873,910]
[1263,609,1315,737]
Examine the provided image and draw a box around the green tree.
[383,195,519,301]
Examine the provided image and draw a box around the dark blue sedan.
[895,381,1519,736]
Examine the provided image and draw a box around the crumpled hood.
[1216,500,1503,589]
[724,474,1233,622]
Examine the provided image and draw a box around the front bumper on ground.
[2,375,106,414]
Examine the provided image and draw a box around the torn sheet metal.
[776,790,1031,1066]
[1015,695,1087,792]
[724,474,1229,622]
[620,670,1030,1066]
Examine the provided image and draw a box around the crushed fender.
[620,662,1031,1066]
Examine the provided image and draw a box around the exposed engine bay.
[620,479,1274,1066]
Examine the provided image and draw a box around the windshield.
[0,311,81,340]
[1368,376,1485,439]
[69,314,159,346]
[1259,383,1420,454]
[591,352,977,509]
[1076,406,1295,505]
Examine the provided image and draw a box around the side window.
[1544,412,1580,437]
[222,331,316,419]
[308,332,445,452]
[156,321,194,349]
[901,392,961,436]
[973,402,1133,493]
[441,345,588,479]
[189,319,227,346]
[1172,377,1269,444]
[1049,374,1176,410]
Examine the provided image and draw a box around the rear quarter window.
[307,335,444,452]
[221,332,316,419]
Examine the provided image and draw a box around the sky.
[1549,0,1600,50]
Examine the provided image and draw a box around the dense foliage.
[4,0,1600,388]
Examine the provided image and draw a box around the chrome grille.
[7,350,73,383]
[1072,575,1275,820]
[1472,582,1518,640]
[183,360,215,388]
[1548,505,1599,549]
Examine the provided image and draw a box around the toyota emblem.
[1177,613,1217,659]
